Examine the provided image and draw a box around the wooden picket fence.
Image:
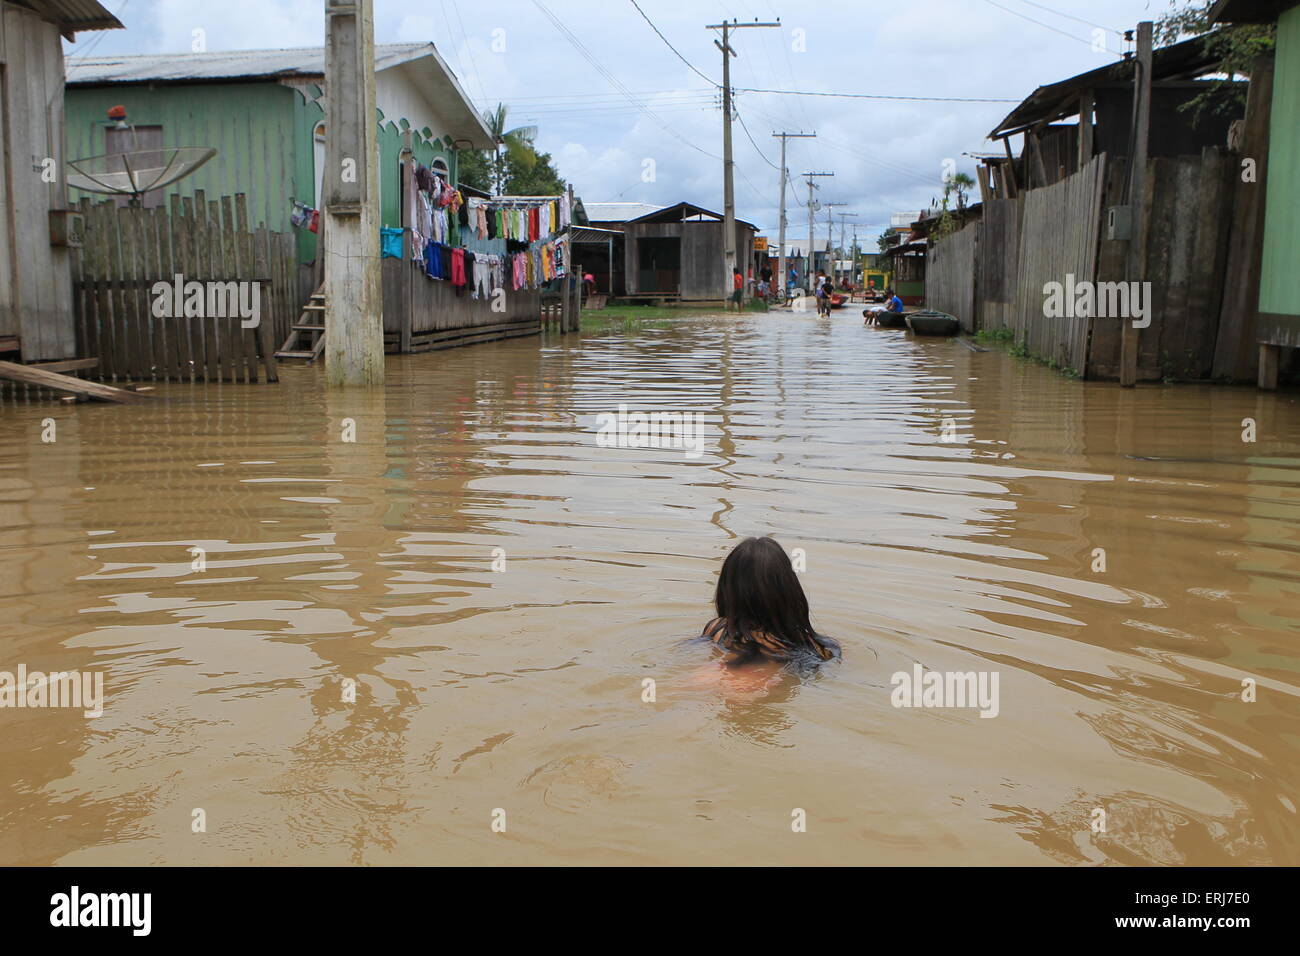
[72,192,299,383]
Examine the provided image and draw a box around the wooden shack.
[0,0,121,362]
[620,202,757,302]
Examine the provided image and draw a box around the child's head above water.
[703,536,840,667]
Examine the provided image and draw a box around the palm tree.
[483,104,537,195]
[945,172,976,210]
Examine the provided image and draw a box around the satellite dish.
[67,146,216,204]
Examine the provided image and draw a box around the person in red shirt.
[730,269,744,311]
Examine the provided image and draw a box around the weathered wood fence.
[977,198,1021,332]
[926,222,979,333]
[1007,154,1108,375]
[72,192,297,383]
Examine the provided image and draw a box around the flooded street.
[2,313,1298,866]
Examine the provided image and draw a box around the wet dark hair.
[707,536,840,666]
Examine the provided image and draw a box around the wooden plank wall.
[1213,55,1274,381]
[72,192,292,383]
[1009,154,1107,373]
[384,256,542,350]
[1,5,76,361]
[977,198,1021,331]
[926,222,979,332]
[1087,149,1235,381]
[1141,148,1234,379]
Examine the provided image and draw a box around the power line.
[979,0,1120,55]
[628,0,718,87]
[530,0,721,160]
[1011,0,1121,34]
[735,105,779,169]
[734,86,1020,103]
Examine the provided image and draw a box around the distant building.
[1,0,123,362]
[619,202,758,301]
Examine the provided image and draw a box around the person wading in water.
[695,537,840,691]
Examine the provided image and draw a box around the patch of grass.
[579,302,734,333]
[976,326,1082,378]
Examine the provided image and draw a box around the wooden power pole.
[772,131,815,299]
[1121,20,1153,388]
[323,0,384,387]
[708,18,779,299]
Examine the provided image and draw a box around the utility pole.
[835,211,857,286]
[802,171,833,286]
[708,17,779,302]
[824,201,846,284]
[323,0,383,387]
[1121,19,1153,388]
[772,131,815,299]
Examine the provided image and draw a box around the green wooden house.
[64,42,493,273]
[1211,0,1300,386]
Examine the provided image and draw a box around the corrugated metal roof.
[570,225,622,243]
[66,42,431,84]
[989,35,1222,139]
[625,201,758,231]
[583,202,666,222]
[15,0,122,33]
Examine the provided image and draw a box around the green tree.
[505,146,565,196]
[455,103,565,196]
[943,171,976,211]
[1155,0,1275,115]
[457,147,494,192]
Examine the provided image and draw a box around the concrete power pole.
[835,211,857,285]
[802,172,832,285]
[323,0,384,387]
[824,201,846,284]
[708,18,778,304]
[772,131,815,298]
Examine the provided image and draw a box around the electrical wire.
[979,0,1121,55]
[530,0,722,160]
[1010,0,1121,34]
[627,0,718,87]
[733,86,1020,103]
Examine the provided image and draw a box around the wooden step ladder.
[275,287,326,361]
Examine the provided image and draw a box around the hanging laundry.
[380,227,403,259]
[290,200,314,229]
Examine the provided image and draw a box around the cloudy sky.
[67,0,1189,243]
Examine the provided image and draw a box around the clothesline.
[402,157,571,292]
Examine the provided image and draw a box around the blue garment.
[380,227,403,259]
[887,295,904,313]
[424,240,444,279]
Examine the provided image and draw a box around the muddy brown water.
[1,314,1297,865]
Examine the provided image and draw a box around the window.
[104,125,164,208]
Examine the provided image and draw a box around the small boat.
[905,310,960,336]
[830,293,847,309]
[864,308,907,328]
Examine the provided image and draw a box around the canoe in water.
[905,310,960,336]
[864,308,907,328]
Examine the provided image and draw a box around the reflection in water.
[0,313,1297,865]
